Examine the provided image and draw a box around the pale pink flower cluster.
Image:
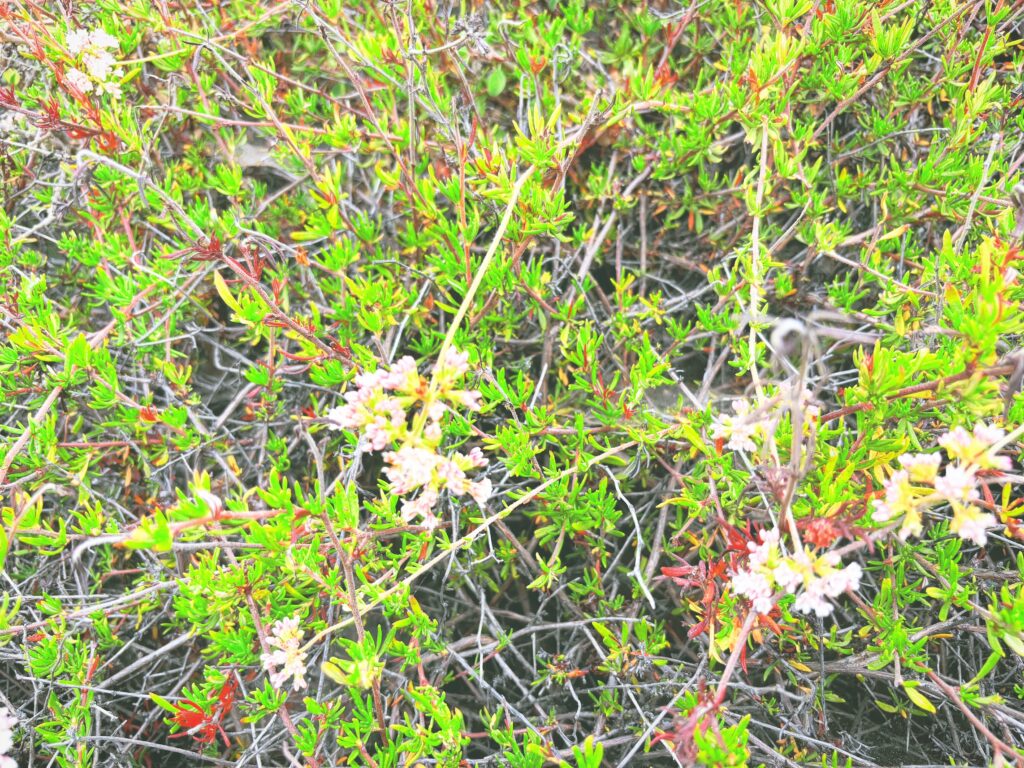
[0,707,16,768]
[261,616,307,692]
[325,349,491,527]
[730,529,862,617]
[873,423,1010,546]
[64,27,123,97]
[711,398,761,452]
[711,387,820,452]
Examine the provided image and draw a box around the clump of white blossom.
[64,27,123,97]
[711,387,858,617]
[730,529,863,617]
[710,386,820,453]
[873,422,1010,546]
[726,421,1012,618]
[325,348,491,529]
[260,615,307,692]
[0,706,17,768]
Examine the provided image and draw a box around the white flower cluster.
[730,529,862,617]
[710,397,761,452]
[260,616,307,692]
[0,706,17,768]
[65,27,123,97]
[710,386,820,453]
[873,423,1010,546]
[325,348,491,529]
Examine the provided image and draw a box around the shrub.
[1,1,1023,766]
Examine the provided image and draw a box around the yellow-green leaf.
[904,684,936,713]
[213,270,242,315]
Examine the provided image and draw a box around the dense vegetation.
[2,0,1024,766]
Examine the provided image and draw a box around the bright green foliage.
[2,0,1024,766]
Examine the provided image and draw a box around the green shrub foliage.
[1,1,1024,766]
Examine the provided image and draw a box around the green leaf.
[486,67,507,98]
[123,511,173,552]
[149,693,178,713]
[968,651,1003,686]
[66,333,91,369]
[571,735,604,768]
[1003,633,1024,658]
